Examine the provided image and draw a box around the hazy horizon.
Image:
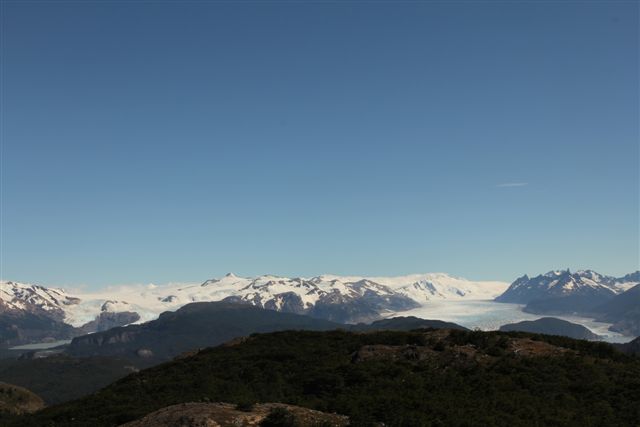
[3,267,639,292]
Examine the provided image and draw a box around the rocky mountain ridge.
[0,273,506,345]
[495,270,640,336]
[495,269,636,305]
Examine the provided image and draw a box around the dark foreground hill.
[0,355,138,405]
[499,317,600,340]
[1,304,468,406]
[9,329,640,427]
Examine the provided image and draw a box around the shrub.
[261,407,296,426]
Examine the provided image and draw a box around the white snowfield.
[0,273,510,327]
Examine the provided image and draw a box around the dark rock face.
[523,295,614,315]
[592,285,640,336]
[0,312,76,347]
[79,311,141,334]
[72,328,141,348]
[499,317,601,341]
[263,292,306,314]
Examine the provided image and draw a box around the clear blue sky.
[1,1,638,288]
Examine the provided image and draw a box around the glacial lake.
[9,340,72,350]
[394,300,634,343]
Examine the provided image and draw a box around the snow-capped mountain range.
[3,269,637,346]
[1,273,508,330]
[495,269,637,305]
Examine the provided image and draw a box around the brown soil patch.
[119,402,349,427]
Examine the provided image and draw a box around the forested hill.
[9,329,640,427]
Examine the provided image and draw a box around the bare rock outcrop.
[119,402,349,427]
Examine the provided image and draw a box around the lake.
[9,340,72,350]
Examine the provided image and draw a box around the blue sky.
[2,1,638,288]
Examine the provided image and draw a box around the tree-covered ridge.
[11,329,640,427]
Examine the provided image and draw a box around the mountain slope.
[591,284,640,336]
[1,304,466,406]
[352,316,468,331]
[0,311,76,347]
[499,317,600,340]
[614,336,640,355]
[0,355,136,405]
[614,271,640,289]
[14,329,640,427]
[0,383,45,415]
[0,282,143,346]
[495,270,621,305]
[1,273,507,344]
[67,301,341,362]
[67,302,470,363]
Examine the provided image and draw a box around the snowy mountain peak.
[543,269,570,278]
[0,280,80,319]
[100,300,132,313]
[2,272,510,337]
[495,269,636,304]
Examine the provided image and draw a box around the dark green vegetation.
[352,316,468,332]
[261,407,297,426]
[0,355,137,405]
[0,304,469,408]
[12,329,640,427]
[67,303,468,364]
[499,317,600,340]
